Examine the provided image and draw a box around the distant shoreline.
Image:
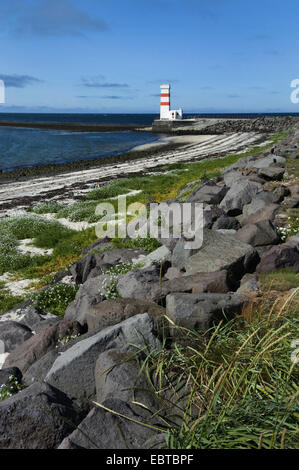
[0,120,149,133]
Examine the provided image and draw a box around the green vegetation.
[28,200,64,214]
[85,180,133,201]
[0,131,288,314]
[0,214,97,280]
[33,283,79,316]
[133,289,299,449]
[259,268,299,291]
[285,153,299,179]
[0,375,25,401]
[55,200,101,223]
[101,262,139,299]
[111,235,161,253]
[0,285,26,315]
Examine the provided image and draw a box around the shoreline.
[0,120,149,133]
[0,132,270,214]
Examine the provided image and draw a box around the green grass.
[81,132,288,210]
[0,287,26,314]
[33,282,79,316]
[129,288,299,449]
[0,213,98,282]
[111,235,161,253]
[0,131,289,292]
[259,268,299,291]
[285,153,299,179]
[28,200,64,214]
[0,215,75,248]
[84,180,133,201]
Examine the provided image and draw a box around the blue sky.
[0,0,298,113]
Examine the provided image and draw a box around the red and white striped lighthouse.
[160,84,171,119]
[160,83,183,120]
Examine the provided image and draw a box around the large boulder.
[166,292,248,331]
[58,398,161,449]
[235,220,279,247]
[95,349,160,419]
[182,229,259,284]
[171,237,202,270]
[70,248,146,284]
[246,155,286,169]
[64,275,107,324]
[220,180,263,215]
[203,205,226,229]
[86,298,165,332]
[117,265,162,301]
[45,314,160,400]
[223,170,244,186]
[3,320,84,374]
[23,349,59,387]
[236,274,260,294]
[223,170,265,187]
[0,321,32,353]
[132,245,171,269]
[256,240,299,273]
[242,191,276,217]
[0,302,57,329]
[258,167,285,181]
[212,215,240,231]
[225,154,286,171]
[0,382,84,449]
[240,204,279,226]
[151,271,230,303]
[187,181,228,205]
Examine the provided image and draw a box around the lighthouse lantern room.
[160,84,183,120]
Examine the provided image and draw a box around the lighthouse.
[160,84,183,120]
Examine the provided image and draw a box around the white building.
[160,84,183,120]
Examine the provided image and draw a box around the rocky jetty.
[0,121,298,449]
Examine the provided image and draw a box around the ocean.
[0,112,298,172]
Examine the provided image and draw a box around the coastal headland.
[0,115,298,449]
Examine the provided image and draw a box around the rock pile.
[0,124,298,449]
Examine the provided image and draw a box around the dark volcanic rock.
[242,191,276,217]
[0,301,57,329]
[86,298,165,332]
[240,204,279,226]
[0,321,33,353]
[64,275,107,325]
[58,398,160,449]
[117,265,162,301]
[258,167,285,181]
[95,349,160,418]
[187,181,228,205]
[22,349,59,387]
[166,292,248,331]
[45,314,160,400]
[182,229,259,284]
[151,270,230,303]
[256,240,299,273]
[70,248,146,284]
[220,180,263,215]
[3,320,84,373]
[212,215,241,231]
[0,367,22,386]
[0,382,84,449]
[235,220,280,247]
